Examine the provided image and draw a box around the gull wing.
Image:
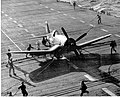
[10,45,60,56]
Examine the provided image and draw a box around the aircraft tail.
[45,21,50,33]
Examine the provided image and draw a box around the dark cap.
[8,49,10,51]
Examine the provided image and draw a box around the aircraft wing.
[10,45,61,56]
[77,34,111,49]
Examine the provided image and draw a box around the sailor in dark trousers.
[26,44,34,57]
[6,49,12,67]
[80,81,89,96]
[42,37,47,46]
[110,40,117,54]
[73,1,76,10]
[97,14,101,24]
[9,92,12,96]
[18,82,28,96]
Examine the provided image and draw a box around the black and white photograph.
[1,0,120,96]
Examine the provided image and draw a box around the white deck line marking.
[115,34,120,38]
[21,43,25,47]
[18,24,23,27]
[13,21,17,23]
[57,11,61,13]
[5,14,8,16]
[63,14,67,16]
[101,29,108,32]
[45,6,48,8]
[102,88,116,96]
[84,74,98,81]
[31,34,36,37]
[80,20,85,23]
[24,29,29,32]
[9,17,13,20]
[71,17,76,19]
[89,24,95,27]
[1,30,22,51]
[50,8,54,11]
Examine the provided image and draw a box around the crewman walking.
[26,44,34,57]
[73,1,76,10]
[97,14,102,24]
[18,82,28,96]
[110,40,117,54]
[80,81,89,96]
[7,57,16,77]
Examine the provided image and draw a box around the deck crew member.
[73,1,76,10]
[110,40,117,54]
[26,44,34,57]
[42,36,47,46]
[18,82,28,96]
[7,57,16,77]
[9,92,12,96]
[80,81,89,96]
[97,14,101,24]
[6,49,12,60]
[36,41,41,50]
[42,36,51,47]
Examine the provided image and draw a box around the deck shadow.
[29,53,120,83]
[14,65,29,76]
[29,59,73,83]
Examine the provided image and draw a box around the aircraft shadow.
[14,65,29,76]
[11,75,36,87]
[29,59,71,83]
[29,53,120,87]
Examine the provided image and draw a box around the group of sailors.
[7,82,28,96]
[6,50,28,96]
[6,36,51,77]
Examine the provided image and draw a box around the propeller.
[75,33,87,42]
[61,27,88,57]
[61,27,69,39]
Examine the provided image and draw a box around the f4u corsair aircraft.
[10,25,112,59]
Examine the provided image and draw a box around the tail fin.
[45,21,50,33]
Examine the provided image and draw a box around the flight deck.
[1,0,120,96]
